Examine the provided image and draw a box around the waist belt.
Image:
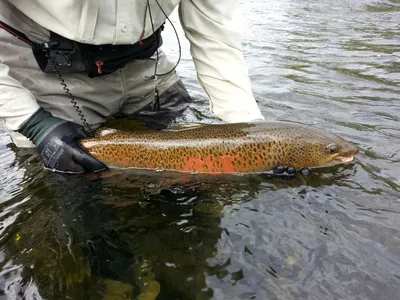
[0,20,163,78]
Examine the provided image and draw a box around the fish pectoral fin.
[95,127,119,137]
[164,122,209,132]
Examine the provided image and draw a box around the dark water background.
[1,0,400,299]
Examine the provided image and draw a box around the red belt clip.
[95,60,104,74]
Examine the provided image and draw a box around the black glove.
[19,108,107,174]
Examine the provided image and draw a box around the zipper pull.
[152,86,160,111]
[95,60,104,74]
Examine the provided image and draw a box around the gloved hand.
[19,108,107,173]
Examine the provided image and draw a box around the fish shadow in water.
[84,162,358,207]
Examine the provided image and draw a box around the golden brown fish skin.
[78,122,359,174]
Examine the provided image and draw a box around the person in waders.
[0,0,264,174]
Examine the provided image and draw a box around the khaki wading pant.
[0,1,190,148]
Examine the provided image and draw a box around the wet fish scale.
[79,122,359,173]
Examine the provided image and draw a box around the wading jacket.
[0,0,264,131]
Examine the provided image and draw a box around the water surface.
[0,0,399,299]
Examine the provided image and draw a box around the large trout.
[79,122,359,174]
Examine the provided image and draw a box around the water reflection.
[0,159,259,299]
[0,146,372,300]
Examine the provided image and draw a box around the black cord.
[147,0,182,78]
[55,68,91,133]
[146,0,159,79]
[45,50,91,133]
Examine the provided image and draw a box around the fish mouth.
[334,155,355,163]
[333,148,359,163]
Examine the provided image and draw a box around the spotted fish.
[78,122,359,174]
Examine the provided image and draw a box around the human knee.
[158,79,191,112]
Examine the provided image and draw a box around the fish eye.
[325,143,337,154]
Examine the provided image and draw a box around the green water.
[0,0,399,299]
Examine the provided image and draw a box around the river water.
[0,0,399,299]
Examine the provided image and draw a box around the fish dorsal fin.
[164,122,209,132]
[95,127,119,137]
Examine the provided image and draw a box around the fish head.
[284,126,359,169]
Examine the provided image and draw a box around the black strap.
[1,19,164,78]
[0,20,32,45]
